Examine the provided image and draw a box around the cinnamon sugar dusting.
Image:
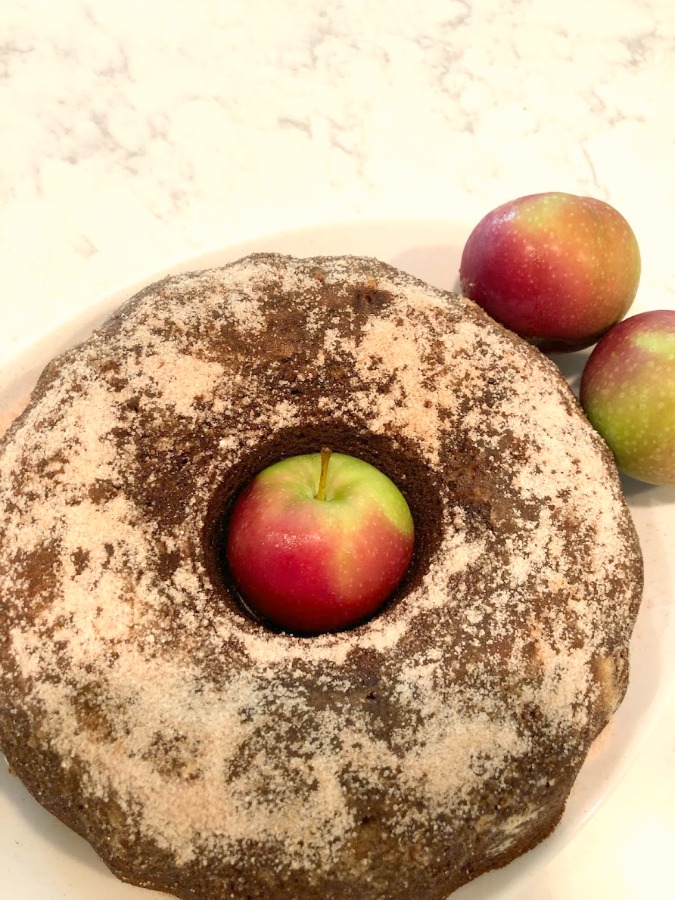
[0,254,642,896]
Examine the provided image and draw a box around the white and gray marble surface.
[1,1,674,899]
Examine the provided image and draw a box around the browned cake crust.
[0,254,642,899]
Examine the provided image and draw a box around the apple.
[580,309,675,485]
[225,448,415,634]
[459,192,641,350]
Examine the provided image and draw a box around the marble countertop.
[1,1,674,898]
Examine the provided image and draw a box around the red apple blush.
[226,448,415,635]
[459,192,641,350]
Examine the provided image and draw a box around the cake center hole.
[202,424,444,636]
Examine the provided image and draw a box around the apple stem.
[315,447,332,501]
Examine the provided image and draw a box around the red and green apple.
[580,309,675,485]
[459,192,641,350]
[226,448,415,635]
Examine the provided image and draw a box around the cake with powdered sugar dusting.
[0,254,642,899]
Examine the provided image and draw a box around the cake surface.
[0,254,642,899]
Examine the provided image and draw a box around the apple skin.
[225,452,415,635]
[580,310,675,485]
[459,192,641,351]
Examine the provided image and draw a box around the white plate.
[1,220,674,900]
